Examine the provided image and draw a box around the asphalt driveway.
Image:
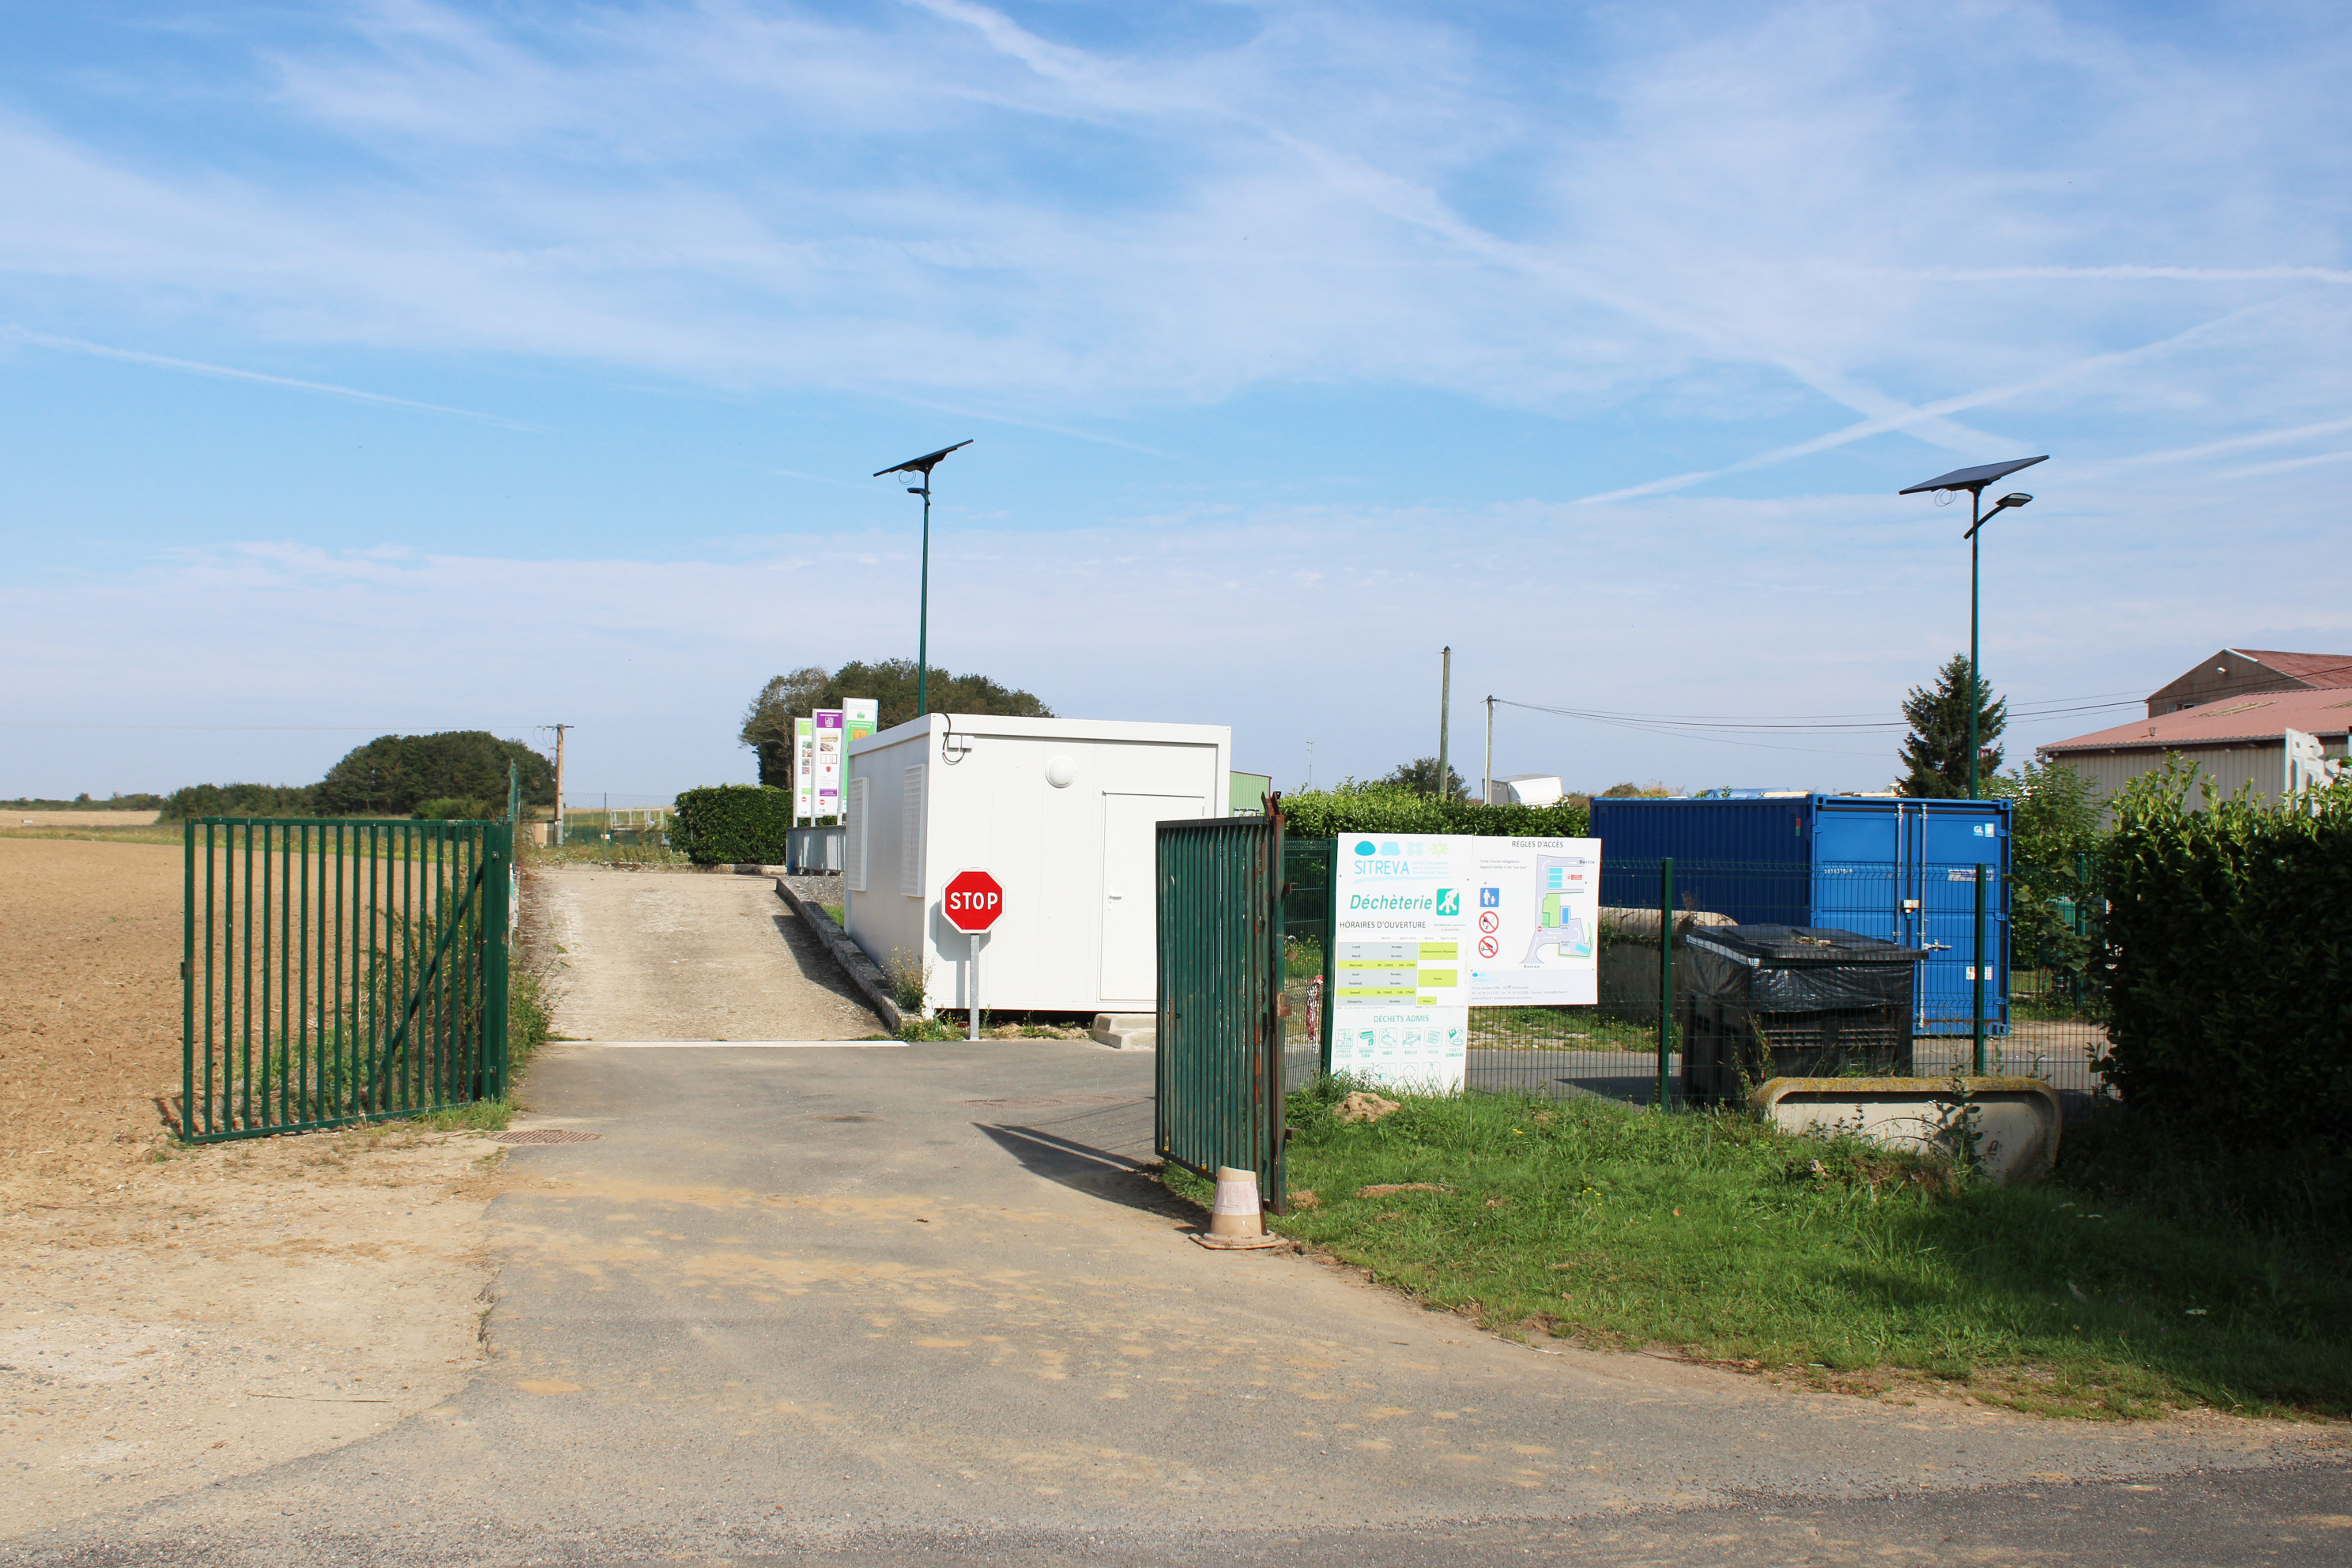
[10,1035,2345,1567]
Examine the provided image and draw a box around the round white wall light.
[1045,756,1077,789]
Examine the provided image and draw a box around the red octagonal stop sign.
[942,869,1005,933]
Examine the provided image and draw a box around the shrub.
[669,784,794,865]
[412,797,495,821]
[2098,765,2352,1152]
[1279,780,1590,839]
[160,782,320,820]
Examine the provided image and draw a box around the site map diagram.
[1466,839,1600,1007]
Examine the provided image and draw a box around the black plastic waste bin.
[1679,924,1926,1102]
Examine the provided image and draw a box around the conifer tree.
[1895,654,2006,797]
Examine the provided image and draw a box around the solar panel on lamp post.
[1898,456,2046,799]
[873,439,973,718]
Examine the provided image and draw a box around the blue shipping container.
[1589,795,2011,1038]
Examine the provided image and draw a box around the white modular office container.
[842,714,1231,1016]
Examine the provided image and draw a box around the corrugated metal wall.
[2054,740,2350,827]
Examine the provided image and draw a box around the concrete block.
[1090,1012,1157,1050]
[1751,1076,2062,1183]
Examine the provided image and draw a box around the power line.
[1492,692,2145,736]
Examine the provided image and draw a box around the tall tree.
[1895,654,2007,797]
[738,659,1054,784]
[315,732,556,816]
[739,667,831,786]
[1381,756,1468,800]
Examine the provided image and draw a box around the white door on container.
[1100,793,1203,1004]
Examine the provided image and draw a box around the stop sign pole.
[941,869,1004,1042]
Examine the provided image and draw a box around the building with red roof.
[2041,685,2350,823]
[2144,647,2352,718]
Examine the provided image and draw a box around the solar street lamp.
[873,439,973,718]
[1899,457,2047,799]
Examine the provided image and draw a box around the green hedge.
[1277,781,1590,839]
[2100,769,2352,1151]
[670,785,795,865]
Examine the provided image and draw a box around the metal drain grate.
[492,1128,602,1144]
[954,1094,1143,1110]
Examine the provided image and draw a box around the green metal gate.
[180,816,514,1142]
[1155,812,1287,1212]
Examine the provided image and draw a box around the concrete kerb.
[773,877,905,1033]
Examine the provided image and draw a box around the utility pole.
[1437,646,1453,801]
[550,724,571,846]
[1306,740,1314,793]
[1483,696,1494,808]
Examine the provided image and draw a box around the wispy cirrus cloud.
[4,0,2343,431]
[5,2,2352,795]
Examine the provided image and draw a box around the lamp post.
[873,439,973,717]
[1899,457,2045,798]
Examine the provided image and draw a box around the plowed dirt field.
[1,839,504,1537]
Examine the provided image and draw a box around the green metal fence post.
[181,820,194,1143]
[1265,807,1287,1215]
[1657,858,1675,1109]
[485,820,512,1102]
[1973,861,1988,1076]
[1320,846,1337,1078]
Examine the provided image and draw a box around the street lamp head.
[1995,492,2033,510]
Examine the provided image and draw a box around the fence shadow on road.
[974,1121,1199,1222]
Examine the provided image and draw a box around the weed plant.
[1182,1076,2352,1419]
[526,839,691,867]
[882,948,933,1014]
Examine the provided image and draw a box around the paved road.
[10,873,2342,1566]
[9,1036,2343,1567]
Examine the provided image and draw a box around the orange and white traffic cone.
[1195,1166,1285,1250]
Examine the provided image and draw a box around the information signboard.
[1332,835,1603,1091]
[1331,836,1471,1091]
[1464,837,1600,1007]
[843,698,879,745]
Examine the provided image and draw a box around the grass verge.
[1168,1077,2352,1420]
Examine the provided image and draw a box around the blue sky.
[5,0,2349,803]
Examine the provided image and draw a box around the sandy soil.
[0,840,507,1539]
[5,812,160,828]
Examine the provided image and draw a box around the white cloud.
[10,477,2346,797]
